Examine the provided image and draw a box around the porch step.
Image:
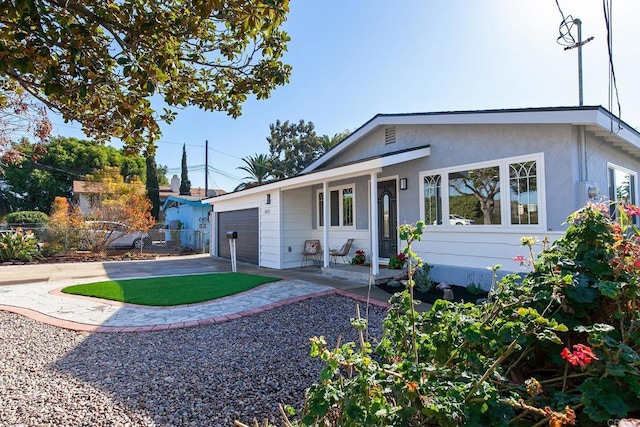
[321,264,400,285]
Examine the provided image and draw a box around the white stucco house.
[202,106,640,287]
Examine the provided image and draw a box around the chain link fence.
[1,223,210,257]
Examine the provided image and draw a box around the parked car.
[433,214,476,225]
[81,221,151,250]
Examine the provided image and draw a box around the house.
[159,175,226,211]
[202,106,640,287]
[74,174,225,220]
[162,194,213,251]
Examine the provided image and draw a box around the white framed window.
[420,153,544,229]
[317,184,355,228]
[608,163,637,222]
[608,163,637,205]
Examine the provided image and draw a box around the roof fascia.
[203,147,430,204]
[302,106,640,172]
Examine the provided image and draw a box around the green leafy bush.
[413,262,433,292]
[299,203,640,426]
[0,229,40,261]
[2,211,48,225]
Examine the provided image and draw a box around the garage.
[217,208,259,265]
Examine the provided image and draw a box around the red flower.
[622,204,640,217]
[561,344,598,367]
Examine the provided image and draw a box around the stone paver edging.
[0,277,389,333]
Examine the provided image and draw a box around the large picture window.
[449,165,501,225]
[421,154,543,228]
[317,185,355,228]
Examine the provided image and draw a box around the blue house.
[162,195,212,252]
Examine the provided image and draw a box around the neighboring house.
[203,106,640,287]
[162,195,212,251]
[74,174,225,220]
[72,181,107,214]
[159,175,226,214]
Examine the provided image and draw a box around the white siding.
[414,229,563,271]
[282,188,312,268]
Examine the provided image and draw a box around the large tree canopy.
[0,0,292,153]
[267,119,320,178]
[1,136,165,212]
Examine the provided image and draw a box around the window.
[423,174,442,225]
[608,164,637,219]
[318,192,324,227]
[449,165,501,225]
[510,161,538,225]
[421,154,543,228]
[317,184,355,228]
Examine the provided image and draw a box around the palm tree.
[318,131,350,154]
[236,153,273,190]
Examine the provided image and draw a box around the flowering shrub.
[350,249,365,265]
[0,228,40,261]
[387,252,407,269]
[297,203,640,426]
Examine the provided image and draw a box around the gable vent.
[384,126,396,144]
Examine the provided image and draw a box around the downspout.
[323,181,329,268]
[370,172,379,275]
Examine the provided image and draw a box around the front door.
[377,180,397,259]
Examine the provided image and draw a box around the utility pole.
[205,139,209,197]
[564,18,594,106]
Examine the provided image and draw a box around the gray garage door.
[217,208,259,265]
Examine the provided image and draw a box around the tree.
[237,153,273,187]
[179,144,191,195]
[156,164,169,186]
[318,130,350,154]
[0,0,292,153]
[1,137,151,212]
[146,155,160,220]
[81,166,155,252]
[267,119,320,178]
[0,81,51,169]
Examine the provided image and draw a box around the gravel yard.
[0,294,387,426]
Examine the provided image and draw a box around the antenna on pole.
[563,18,594,106]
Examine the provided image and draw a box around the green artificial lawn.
[61,273,281,306]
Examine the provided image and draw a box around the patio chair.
[330,238,354,265]
[301,239,321,268]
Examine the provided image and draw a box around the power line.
[602,0,622,132]
[554,0,576,46]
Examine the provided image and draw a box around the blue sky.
[51,1,640,191]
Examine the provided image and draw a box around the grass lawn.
[61,273,281,306]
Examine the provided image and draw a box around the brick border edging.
[0,290,390,333]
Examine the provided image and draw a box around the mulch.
[376,282,488,304]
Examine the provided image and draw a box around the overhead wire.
[602,0,622,132]
[554,0,576,46]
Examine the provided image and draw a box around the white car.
[433,214,476,225]
[82,221,150,249]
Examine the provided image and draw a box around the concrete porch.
[321,263,402,285]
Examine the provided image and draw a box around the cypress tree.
[179,143,191,195]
